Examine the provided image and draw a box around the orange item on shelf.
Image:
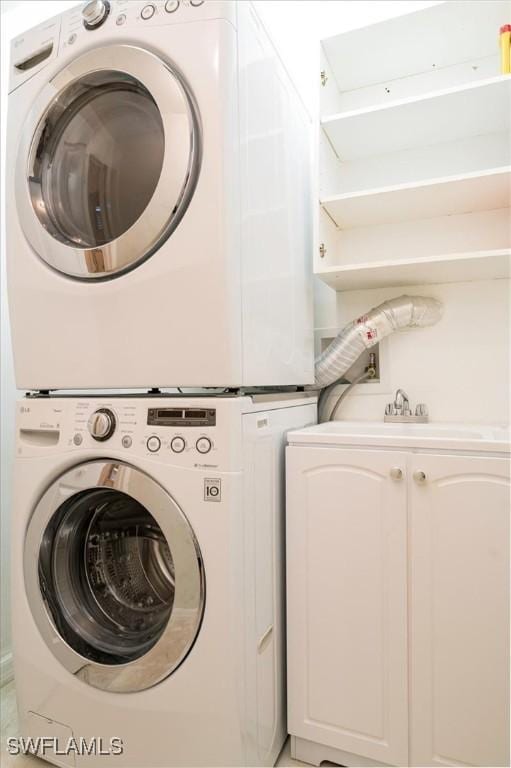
[500,24,511,74]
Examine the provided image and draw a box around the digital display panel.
[147,408,216,427]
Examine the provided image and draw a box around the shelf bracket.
[320,203,342,230]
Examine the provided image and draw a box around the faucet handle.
[385,403,394,416]
[415,403,428,417]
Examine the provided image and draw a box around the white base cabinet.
[286,447,409,766]
[286,446,510,767]
[409,453,510,767]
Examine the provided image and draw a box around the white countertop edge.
[287,422,511,455]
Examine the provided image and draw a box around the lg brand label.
[204,478,221,502]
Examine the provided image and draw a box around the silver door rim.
[16,44,201,280]
[24,460,205,693]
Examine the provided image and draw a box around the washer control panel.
[74,400,218,461]
[16,398,232,467]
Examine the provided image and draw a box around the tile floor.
[1,679,309,768]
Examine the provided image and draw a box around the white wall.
[321,280,510,425]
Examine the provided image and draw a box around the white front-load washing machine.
[12,393,317,767]
[7,0,313,391]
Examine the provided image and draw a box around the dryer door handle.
[257,625,274,653]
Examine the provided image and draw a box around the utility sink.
[288,420,510,453]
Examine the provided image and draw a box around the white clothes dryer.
[7,1,314,391]
[12,392,317,767]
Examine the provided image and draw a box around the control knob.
[82,0,110,29]
[88,408,116,441]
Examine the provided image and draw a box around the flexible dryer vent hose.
[312,295,443,390]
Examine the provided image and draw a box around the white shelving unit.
[316,0,511,292]
[321,167,511,229]
[317,250,511,292]
[321,1,510,99]
[322,76,511,162]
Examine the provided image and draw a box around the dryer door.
[16,45,200,280]
[24,460,205,692]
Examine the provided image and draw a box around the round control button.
[147,436,161,452]
[196,437,212,454]
[73,433,83,445]
[171,436,186,453]
[165,0,179,11]
[141,3,155,19]
[122,435,132,448]
[116,13,126,25]
[67,33,77,45]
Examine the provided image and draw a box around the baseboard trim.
[1,651,14,687]
[291,735,392,767]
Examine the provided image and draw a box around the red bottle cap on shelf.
[500,24,511,33]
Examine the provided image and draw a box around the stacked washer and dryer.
[6,1,316,766]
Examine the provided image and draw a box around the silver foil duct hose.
[313,295,443,390]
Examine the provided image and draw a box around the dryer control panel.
[57,0,236,57]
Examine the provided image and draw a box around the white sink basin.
[288,421,510,453]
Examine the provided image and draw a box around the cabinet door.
[286,446,409,766]
[410,453,510,767]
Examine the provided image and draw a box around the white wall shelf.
[316,250,511,292]
[320,167,511,229]
[321,1,509,97]
[321,76,511,162]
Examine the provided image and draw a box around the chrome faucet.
[385,389,428,423]
[394,389,410,415]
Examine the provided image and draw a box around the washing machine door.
[24,460,205,692]
[16,44,200,280]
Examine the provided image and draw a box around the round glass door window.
[39,488,175,664]
[33,75,165,250]
[18,46,200,279]
[25,461,205,692]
